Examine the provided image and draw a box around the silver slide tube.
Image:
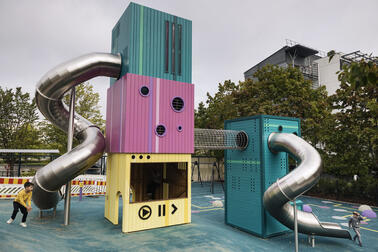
[32,53,121,209]
[263,133,351,239]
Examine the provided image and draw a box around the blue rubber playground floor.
[1,182,377,252]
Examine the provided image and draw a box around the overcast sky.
[0,0,377,117]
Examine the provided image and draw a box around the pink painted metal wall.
[106,73,194,154]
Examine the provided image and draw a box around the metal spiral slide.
[264,133,351,239]
[32,53,121,209]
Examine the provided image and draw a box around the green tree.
[195,65,331,147]
[197,80,239,129]
[40,82,105,153]
[324,60,377,180]
[237,65,331,146]
[0,87,40,175]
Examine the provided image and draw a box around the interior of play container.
[130,162,188,202]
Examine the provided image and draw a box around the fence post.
[18,153,22,177]
[79,181,83,201]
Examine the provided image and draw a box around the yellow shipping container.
[105,153,191,233]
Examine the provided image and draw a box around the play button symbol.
[138,205,152,220]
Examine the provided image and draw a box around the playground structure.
[30,0,352,244]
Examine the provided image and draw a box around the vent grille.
[172,97,184,112]
[140,86,149,96]
[156,125,166,136]
[250,177,256,192]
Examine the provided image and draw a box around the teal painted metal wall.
[111,2,192,85]
[225,115,301,238]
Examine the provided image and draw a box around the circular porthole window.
[177,125,183,132]
[171,97,184,112]
[139,86,150,97]
[155,124,166,137]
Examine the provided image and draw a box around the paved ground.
[0,182,377,252]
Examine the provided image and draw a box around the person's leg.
[19,205,28,223]
[11,202,20,220]
[355,228,362,246]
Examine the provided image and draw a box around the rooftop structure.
[244,40,322,89]
[244,40,376,95]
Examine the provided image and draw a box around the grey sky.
[0,0,377,117]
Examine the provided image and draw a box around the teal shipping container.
[224,115,301,238]
[111,2,192,85]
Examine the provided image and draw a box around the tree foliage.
[324,60,377,179]
[195,65,331,147]
[40,83,105,153]
[0,87,40,174]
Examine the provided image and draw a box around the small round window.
[177,125,183,132]
[171,97,184,112]
[139,86,150,97]
[155,125,166,137]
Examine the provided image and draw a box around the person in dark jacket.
[349,211,363,247]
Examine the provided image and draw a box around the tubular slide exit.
[263,133,351,239]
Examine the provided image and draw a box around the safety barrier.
[0,175,106,199]
[0,177,32,198]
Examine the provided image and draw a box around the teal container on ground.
[111,2,192,85]
[224,115,301,238]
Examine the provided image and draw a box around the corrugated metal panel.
[109,81,122,152]
[110,2,192,85]
[261,116,300,237]
[156,78,194,153]
[225,115,300,238]
[105,88,113,153]
[225,118,263,236]
[106,73,194,154]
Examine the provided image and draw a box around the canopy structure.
[0,149,60,154]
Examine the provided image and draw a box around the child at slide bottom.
[6,181,34,227]
[349,211,363,247]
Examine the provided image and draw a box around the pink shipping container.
[106,73,194,154]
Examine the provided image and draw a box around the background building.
[315,51,377,95]
[244,40,377,95]
[244,40,323,89]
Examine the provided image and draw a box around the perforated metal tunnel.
[194,128,248,150]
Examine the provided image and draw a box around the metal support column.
[211,163,214,194]
[64,87,76,226]
[308,235,315,247]
[293,199,299,252]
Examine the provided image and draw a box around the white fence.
[0,175,106,199]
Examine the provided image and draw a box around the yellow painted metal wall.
[105,153,191,233]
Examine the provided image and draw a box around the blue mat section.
[1,182,377,252]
